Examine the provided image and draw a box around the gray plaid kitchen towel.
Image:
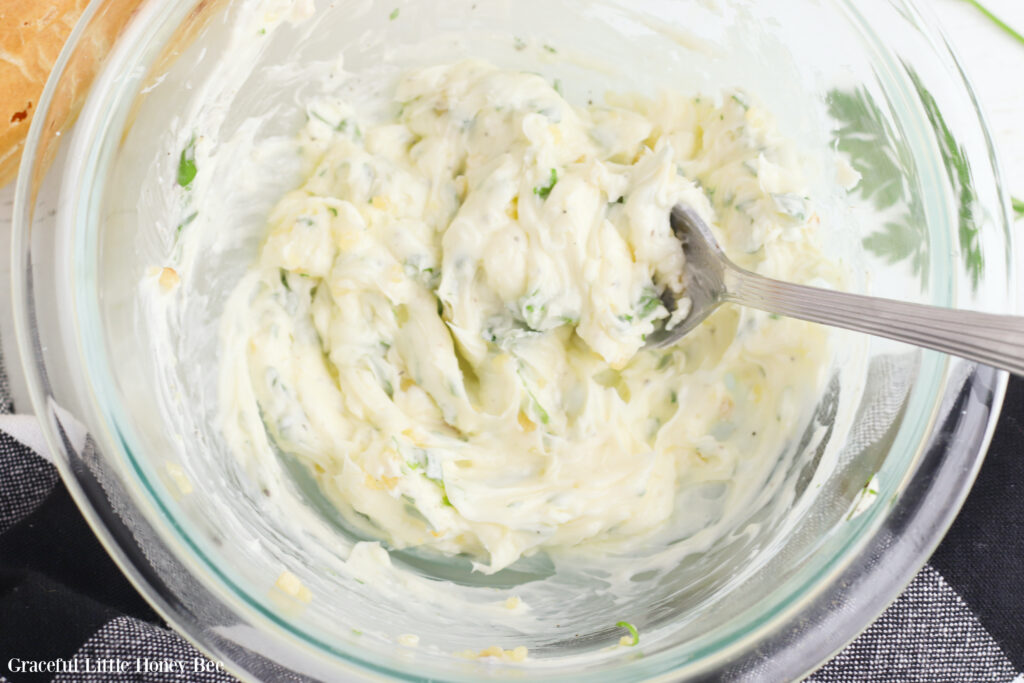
[2,324,1023,681]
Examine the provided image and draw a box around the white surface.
[2,1,1023,413]
[937,0,1024,194]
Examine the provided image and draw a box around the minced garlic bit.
[158,266,180,292]
[273,571,312,603]
[164,462,193,496]
[398,634,420,648]
[504,596,521,610]
[459,646,529,663]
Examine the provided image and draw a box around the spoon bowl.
[650,206,1024,377]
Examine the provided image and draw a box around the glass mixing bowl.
[11,0,1016,680]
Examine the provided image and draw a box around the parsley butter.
[218,60,834,574]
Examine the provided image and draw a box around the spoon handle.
[726,269,1024,376]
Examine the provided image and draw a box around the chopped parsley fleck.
[389,7,400,20]
[310,111,359,136]
[517,369,550,425]
[176,211,198,235]
[543,44,557,54]
[533,398,550,425]
[177,137,197,188]
[616,621,639,646]
[534,168,558,199]
[553,78,564,96]
[279,269,291,291]
[310,110,335,128]
[637,290,661,319]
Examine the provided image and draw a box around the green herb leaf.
[827,89,908,211]
[310,110,358,135]
[908,69,983,289]
[828,86,929,287]
[176,211,198,235]
[772,193,808,223]
[862,219,928,280]
[389,7,400,20]
[962,0,1024,47]
[534,168,558,200]
[521,298,550,331]
[177,137,197,188]
[517,368,551,425]
[1012,196,1024,219]
[637,289,662,319]
[534,401,550,425]
[543,44,557,54]
[616,621,639,646]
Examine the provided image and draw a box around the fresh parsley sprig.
[829,65,993,290]
[828,87,931,286]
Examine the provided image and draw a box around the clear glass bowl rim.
[9,0,1017,680]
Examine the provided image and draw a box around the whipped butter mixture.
[219,60,833,574]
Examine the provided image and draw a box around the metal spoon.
[646,205,1024,376]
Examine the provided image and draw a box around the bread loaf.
[0,0,142,186]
